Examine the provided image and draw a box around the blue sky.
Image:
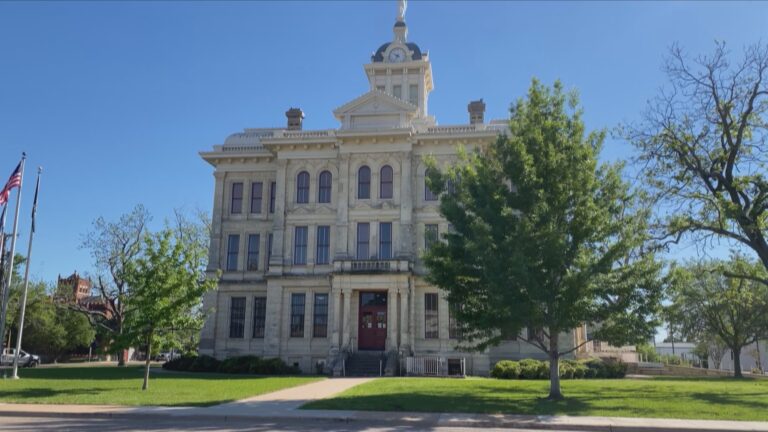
[0,1,766,286]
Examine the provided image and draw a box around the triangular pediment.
[334,90,418,130]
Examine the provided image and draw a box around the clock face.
[388,48,406,63]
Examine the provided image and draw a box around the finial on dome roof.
[397,0,407,23]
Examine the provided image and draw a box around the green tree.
[425,80,664,400]
[76,205,151,366]
[5,279,95,362]
[627,43,768,284]
[667,258,768,377]
[123,228,216,390]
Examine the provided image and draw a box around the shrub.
[255,357,301,375]
[603,359,627,378]
[219,355,260,374]
[490,357,623,380]
[581,357,626,378]
[518,359,544,379]
[189,355,221,372]
[491,360,520,379]
[163,354,197,371]
[560,359,587,379]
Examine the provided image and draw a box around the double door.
[358,292,387,351]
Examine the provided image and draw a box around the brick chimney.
[285,108,305,131]
[467,99,485,125]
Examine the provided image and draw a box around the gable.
[334,91,418,130]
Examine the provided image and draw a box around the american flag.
[0,162,22,206]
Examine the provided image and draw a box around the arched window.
[380,165,393,199]
[318,171,332,203]
[296,171,310,203]
[358,166,371,199]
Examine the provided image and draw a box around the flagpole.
[0,153,25,359]
[12,167,40,379]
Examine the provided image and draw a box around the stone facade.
[198,8,584,375]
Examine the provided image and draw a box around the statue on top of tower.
[397,0,407,22]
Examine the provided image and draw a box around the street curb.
[0,407,767,432]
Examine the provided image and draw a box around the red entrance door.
[358,292,387,351]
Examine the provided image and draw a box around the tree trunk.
[117,318,125,367]
[547,334,563,400]
[733,346,743,378]
[142,331,152,391]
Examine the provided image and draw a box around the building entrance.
[358,292,387,350]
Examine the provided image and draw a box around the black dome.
[371,42,423,62]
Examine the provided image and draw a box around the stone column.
[409,276,416,351]
[388,288,398,351]
[269,160,288,273]
[341,288,352,350]
[331,284,342,350]
[399,284,410,354]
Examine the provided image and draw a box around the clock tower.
[364,3,434,121]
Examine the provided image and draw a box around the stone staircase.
[344,351,385,377]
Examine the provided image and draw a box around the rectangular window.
[425,224,438,251]
[356,223,370,260]
[250,182,263,214]
[316,226,330,265]
[425,293,439,339]
[226,234,240,271]
[393,84,402,99]
[294,226,308,265]
[290,293,306,337]
[449,303,461,340]
[252,296,266,338]
[313,293,328,338]
[379,222,392,259]
[269,181,276,214]
[376,85,385,92]
[246,234,260,271]
[425,181,438,201]
[231,182,243,214]
[409,84,418,106]
[267,233,273,269]
[229,297,245,338]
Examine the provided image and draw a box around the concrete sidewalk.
[2,403,768,432]
[0,377,767,432]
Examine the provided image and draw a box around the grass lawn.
[0,366,322,407]
[304,377,768,421]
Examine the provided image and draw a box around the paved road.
[0,415,583,432]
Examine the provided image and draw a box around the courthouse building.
[198,5,585,375]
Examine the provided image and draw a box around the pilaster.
[264,280,283,356]
[398,152,414,259]
[335,153,350,260]
[269,160,288,273]
[208,171,226,273]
